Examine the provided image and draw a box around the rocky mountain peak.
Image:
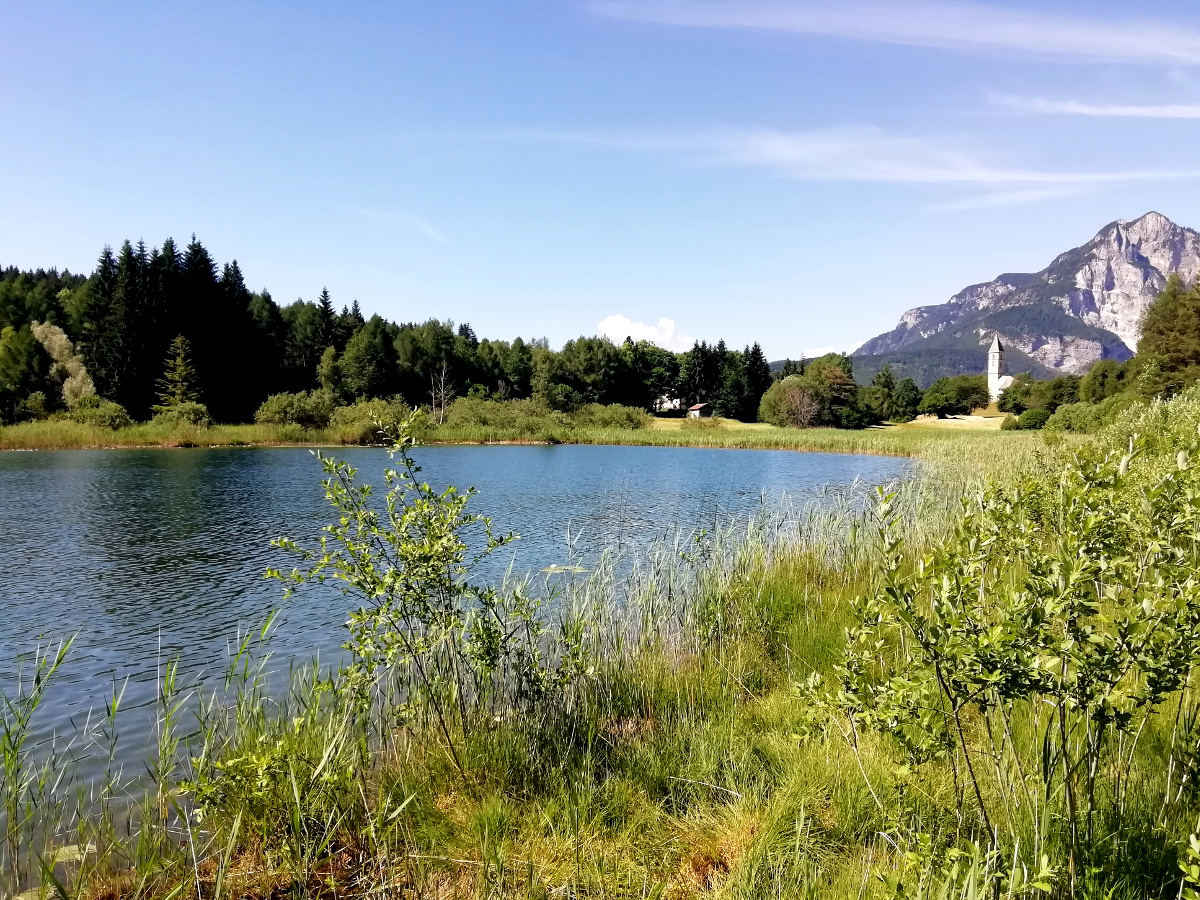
[855,212,1200,383]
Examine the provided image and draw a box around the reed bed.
[0,420,340,450]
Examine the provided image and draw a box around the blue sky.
[3,1,1200,358]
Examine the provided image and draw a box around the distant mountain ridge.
[853,212,1200,387]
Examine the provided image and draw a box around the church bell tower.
[987,334,1005,403]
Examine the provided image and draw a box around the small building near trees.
[687,402,712,418]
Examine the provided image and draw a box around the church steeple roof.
[989,334,1004,353]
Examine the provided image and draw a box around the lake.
[0,443,909,764]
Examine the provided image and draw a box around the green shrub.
[571,403,651,429]
[330,397,416,444]
[443,397,565,433]
[680,415,723,431]
[69,396,132,429]
[255,390,335,429]
[1043,401,1100,434]
[20,391,48,420]
[1000,414,1018,430]
[813,439,1200,884]
[1015,408,1051,430]
[442,398,651,433]
[152,401,212,428]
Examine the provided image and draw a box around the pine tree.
[317,287,334,346]
[867,364,897,421]
[80,246,123,400]
[112,239,152,413]
[743,342,772,416]
[154,335,200,411]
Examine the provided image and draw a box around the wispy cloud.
[628,125,1196,187]
[714,126,1042,184]
[597,314,695,351]
[354,208,451,244]
[589,0,1200,65]
[509,125,1198,208]
[992,93,1200,118]
[924,186,1086,213]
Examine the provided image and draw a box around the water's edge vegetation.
[8,390,1200,899]
[0,409,1032,465]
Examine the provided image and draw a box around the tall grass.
[0,419,345,450]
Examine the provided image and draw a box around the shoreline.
[0,418,1042,480]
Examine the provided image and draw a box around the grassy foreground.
[7,400,1170,900]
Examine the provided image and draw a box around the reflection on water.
[0,443,909,765]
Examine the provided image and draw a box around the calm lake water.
[0,444,909,764]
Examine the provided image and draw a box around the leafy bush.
[265,418,585,768]
[445,397,568,433]
[20,391,48,420]
[69,396,132,429]
[1014,407,1051,430]
[330,397,415,444]
[1000,413,1018,430]
[680,415,723,431]
[571,403,651,429]
[811,435,1200,884]
[442,398,649,433]
[152,401,212,428]
[1043,401,1099,434]
[254,390,335,429]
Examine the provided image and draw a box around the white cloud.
[710,126,1198,186]
[589,0,1200,65]
[924,186,1086,213]
[524,125,1199,189]
[992,93,1200,118]
[597,314,695,351]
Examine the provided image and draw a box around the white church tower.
[987,334,1013,403]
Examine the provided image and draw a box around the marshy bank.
[3,390,1179,899]
[0,408,1047,474]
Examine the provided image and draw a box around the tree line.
[0,237,787,425]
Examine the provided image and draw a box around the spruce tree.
[154,334,200,411]
[80,246,122,401]
[113,239,152,414]
[743,342,772,416]
[317,287,335,346]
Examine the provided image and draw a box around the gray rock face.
[857,212,1200,375]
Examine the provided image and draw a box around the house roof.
[688,403,709,410]
[989,334,1004,353]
